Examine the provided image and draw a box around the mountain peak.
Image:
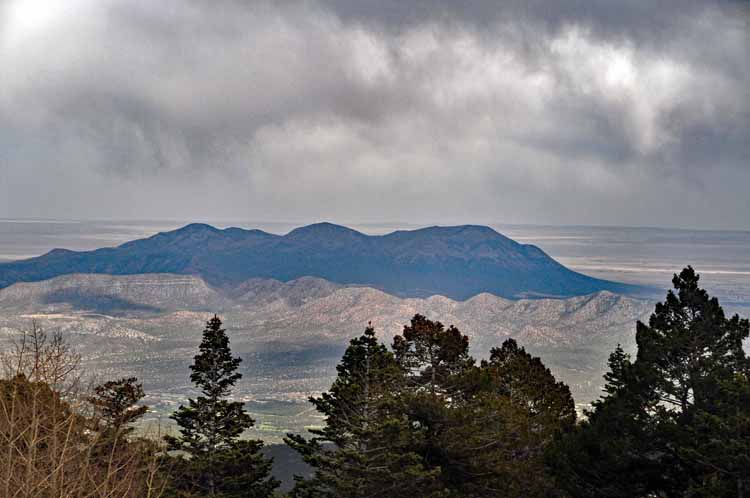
[381,225,517,258]
[429,225,504,238]
[285,222,367,244]
[287,222,363,235]
[46,248,76,257]
[174,223,221,234]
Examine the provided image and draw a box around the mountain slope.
[0,273,228,312]
[0,222,644,300]
[0,272,653,406]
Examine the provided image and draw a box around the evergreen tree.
[599,344,630,397]
[553,267,750,497]
[390,315,473,494]
[164,315,279,498]
[88,377,167,496]
[636,267,750,496]
[439,338,575,497]
[90,377,148,441]
[393,314,473,395]
[392,317,574,497]
[485,338,576,434]
[286,324,444,498]
[291,315,580,497]
[89,376,153,474]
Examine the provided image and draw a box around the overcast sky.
[0,0,748,229]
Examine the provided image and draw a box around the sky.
[0,0,748,229]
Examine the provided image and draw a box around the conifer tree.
[486,338,576,433]
[599,344,630,397]
[438,338,575,497]
[291,315,580,497]
[390,315,473,493]
[393,314,473,395]
[552,267,750,497]
[164,315,278,498]
[636,266,750,496]
[89,376,152,474]
[286,324,444,498]
[90,377,148,441]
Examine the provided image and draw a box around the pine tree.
[393,314,473,395]
[291,315,579,497]
[389,315,474,493]
[286,324,444,498]
[164,315,279,498]
[552,267,750,497]
[599,345,630,398]
[635,266,750,496]
[90,377,148,441]
[486,338,576,433]
[438,338,575,497]
[89,376,151,471]
[636,267,747,416]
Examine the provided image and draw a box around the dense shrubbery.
[1,267,747,497]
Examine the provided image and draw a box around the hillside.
[0,273,646,353]
[0,222,645,300]
[0,273,652,416]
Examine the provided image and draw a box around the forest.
[1,267,748,498]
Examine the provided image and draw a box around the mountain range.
[0,222,644,300]
[0,223,656,440]
[0,273,652,410]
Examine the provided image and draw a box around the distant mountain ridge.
[0,273,648,349]
[0,273,345,313]
[0,272,653,404]
[0,222,644,300]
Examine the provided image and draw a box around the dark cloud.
[0,0,747,228]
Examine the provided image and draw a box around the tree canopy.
[291,316,575,497]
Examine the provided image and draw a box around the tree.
[88,376,166,496]
[599,344,630,397]
[391,316,575,497]
[439,339,575,497]
[0,324,164,498]
[389,315,473,494]
[548,346,661,498]
[636,267,750,497]
[393,314,473,395]
[290,315,579,497]
[164,315,278,498]
[90,377,148,441]
[553,266,750,497]
[485,338,576,435]
[286,324,444,498]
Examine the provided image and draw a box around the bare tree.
[0,322,166,498]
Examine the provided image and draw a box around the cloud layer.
[1,0,748,228]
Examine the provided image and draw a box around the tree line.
[0,266,748,497]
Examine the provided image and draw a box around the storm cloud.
[0,0,748,228]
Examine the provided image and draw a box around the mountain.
[0,273,228,313]
[0,222,644,300]
[0,273,341,313]
[0,272,652,410]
